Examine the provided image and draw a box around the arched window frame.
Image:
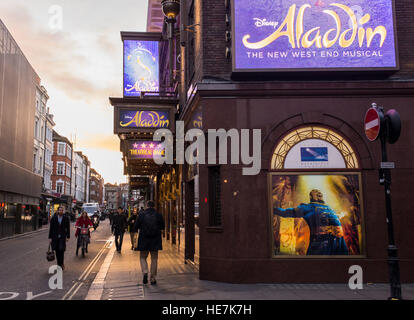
[270,126,360,171]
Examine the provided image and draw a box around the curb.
[0,227,49,242]
[85,238,116,300]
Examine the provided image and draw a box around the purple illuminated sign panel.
[127,141,165,160]
[233,0,398,71]
[119,110,170,129]
[124,40,159,96]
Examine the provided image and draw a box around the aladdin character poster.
[270,173,364,257]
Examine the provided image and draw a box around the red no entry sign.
[365,107,382,141]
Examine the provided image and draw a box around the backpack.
[142,211,159,237]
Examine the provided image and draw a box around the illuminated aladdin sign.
[127,141,165,160]
[124,40,159,96]
[233,0,398,71]
[119,110,170,129]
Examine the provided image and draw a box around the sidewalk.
[0,226,48,242]
[95,235,414,300]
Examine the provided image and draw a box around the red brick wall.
[51,141,72,191]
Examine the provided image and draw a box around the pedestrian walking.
[134,200,165,285]
[128,207,139,250]
[48,206,70,270]
[112,207,128,252]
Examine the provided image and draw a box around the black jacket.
[49,214,70,251]
[134,208,165,251]
[128,214,139,233]
[112,212,128,235]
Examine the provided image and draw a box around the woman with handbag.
[75,211,93,256]
[48,206,70,270]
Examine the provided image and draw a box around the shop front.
[189,82,414,283]
[0,193,40,239]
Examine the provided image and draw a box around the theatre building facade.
[113,0,414,283]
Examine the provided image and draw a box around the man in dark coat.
[128,207,139,250]
[134,200,165,285]
[112,207,128,252]
[48,206,70,270]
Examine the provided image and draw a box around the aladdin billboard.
[119,110,170,129]
[232,0,398,72]
[124,40,159,96]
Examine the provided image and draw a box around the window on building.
[66,182,71,195]
[34,119,39,139]
[67,146,72,159]
[208,166,221,227]
[47,128,52,142]
[57,162,65,175]
[33,152,37,172]
[269,125,364,258]
[56,182,64,194]
[66,164,71,178]
[39,156,43,174]
[58,143,65,155]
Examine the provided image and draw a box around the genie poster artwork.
[233,0,397,71]
[124,40,159,96]
[270,173,364,256]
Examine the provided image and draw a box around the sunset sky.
[0,0,149,184]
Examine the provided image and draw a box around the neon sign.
[119,110,170,129]
[233,0,398,71]
[127,141,165,160]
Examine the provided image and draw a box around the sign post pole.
[365,103,402,300]
[380,130,402,300]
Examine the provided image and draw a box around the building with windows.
[33,85,48,178]
[105,183,120,210]
[71,151,90,209]
[119,183,130,210]
[43,110,55,194]
[39,109,56,222]
[110,0,414,284]
[51,130,73,213]
[0,19,43,238]
[89,168,104,205]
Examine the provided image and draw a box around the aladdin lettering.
[243,3,387,49]
[120,111,169,128]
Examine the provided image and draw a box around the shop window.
[5,204,17,218]
[208,166,222,226]
[269,126,364,258]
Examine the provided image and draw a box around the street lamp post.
[161,0,180,86]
